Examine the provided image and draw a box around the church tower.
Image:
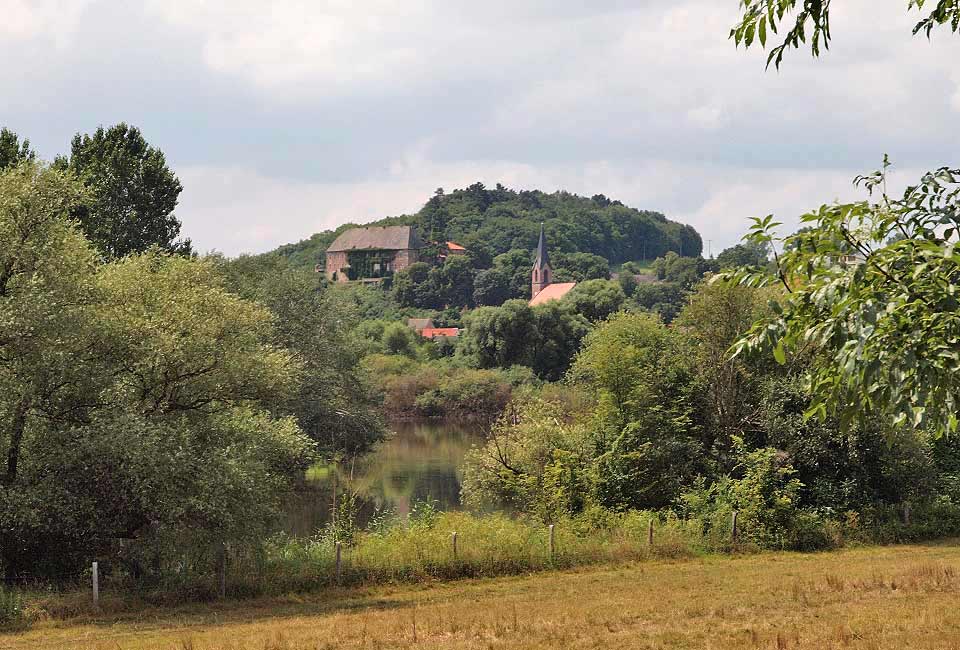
[531,223,552,298]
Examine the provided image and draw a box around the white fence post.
[92,561,99,606]
[549,524,555,560]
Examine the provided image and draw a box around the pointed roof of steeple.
[534,222,550,268]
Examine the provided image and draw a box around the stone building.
[529,223,576,306]
[325,225,425,283]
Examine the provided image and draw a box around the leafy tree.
[219,255,386,458]
[473,267,512,306]
[429,255,476,308]
[58,123,190,258]
[0,129,34,170]
[529,303,591,381]
[732,0,960,69]
[0,162,311,579]
[493,248,535,299]
[392,262,434,308]
[715,241,770,270]
[460,300,538,370]
[632,281,686,323]
[562,279,626,322]
[726,163,960,437]
[552,252,610,282]
[651,252,718,289]
[382,321,419,357]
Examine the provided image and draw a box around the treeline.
[460,281,960,550]
[267,183,702,274]
[0,131,384,582]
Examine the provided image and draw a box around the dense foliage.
[265,184,701,274]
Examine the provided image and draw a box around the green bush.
[0,585,25,631]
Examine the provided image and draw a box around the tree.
[726,162,960,437]
[219,255,386,459]
[58,123,190,258]
[651,252,718,290]
[732,0,960,69]
[552,252,610,282]
[529,303,591,381]
[716,241,770,270]
[633,281,686,323]
[460,300,538,370]
[562,279,626,322]
[473,268,512,306]
[0,128,34,170]
[0,163,311,578]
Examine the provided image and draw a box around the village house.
[529,223,576,306]
[325,225,425,283]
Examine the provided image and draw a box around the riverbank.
[6,542,960,649]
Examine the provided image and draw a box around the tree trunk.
[4,396,31,486]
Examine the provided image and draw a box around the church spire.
[534,222,550,269]
[531,222,552,298]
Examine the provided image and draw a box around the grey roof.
[533,223,550,269]
[327,225,425,252]
[407,318,434,330]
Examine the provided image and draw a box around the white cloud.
[0,0,91,46]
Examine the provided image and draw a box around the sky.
[2,1,959,257]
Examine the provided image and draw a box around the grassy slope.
[8,542,960,649]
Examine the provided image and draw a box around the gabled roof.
[327,225,425,252]
[420,327,460,339]
[533,223,550,269]
[529,282,577,306]
[446,241,466,251]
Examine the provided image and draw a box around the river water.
[283,419,485,536]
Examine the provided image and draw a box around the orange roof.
[446,241,466,251]
[419,327,460,339]
[529,282,577,306]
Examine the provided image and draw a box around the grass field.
[6,542,960,649]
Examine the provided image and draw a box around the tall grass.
[0,585,25,631]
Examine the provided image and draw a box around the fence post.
[218,544,227,600]
[92,561,99,607]
[452,531,458,560]
[731,511,739,544]
[648,518,654,546]
[548,524,555,560]
[335,541,342,584]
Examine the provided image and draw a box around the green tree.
[0,129,34,170]
[460,300,537,369]
[472,267,512,306]
[58,123,190,258]
[732,0,960,69]
[562,279,626,322]
[0,163,311,578]
[727,163,960,437]
[715,241,770,269]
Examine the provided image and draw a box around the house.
[325,225,425,283]
[445,242,467,256]
[419,327,460,340]
[528,223,576,306]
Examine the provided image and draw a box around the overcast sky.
[2,1,959,256]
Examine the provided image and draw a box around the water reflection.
[283,419,485,536]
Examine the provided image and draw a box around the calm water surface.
[283,419,485,536]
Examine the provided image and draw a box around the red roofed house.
[419,327,460,340]
[445,242,467,256]
[528,224,576,306]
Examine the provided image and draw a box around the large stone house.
[325,225,425,283]
[529,223,576,306]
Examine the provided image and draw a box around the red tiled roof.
[529,282,577,306]
[420,327,460,339]
[446,241,466,251]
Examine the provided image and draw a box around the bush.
[0,585,25,631]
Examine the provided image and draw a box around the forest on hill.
[268,183,702,271]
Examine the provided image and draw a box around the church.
[529,224,577,306]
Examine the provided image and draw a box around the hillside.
[266,183,702,270]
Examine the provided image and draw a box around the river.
[283,419,485,536]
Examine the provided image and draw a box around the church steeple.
[531,223,552,298]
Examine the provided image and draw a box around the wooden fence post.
[452,531,458,560]
[335,541,342,584]
[92,561,99,607]
[731,511,739,544]
[548,524,555,560]
[648,518,654,546]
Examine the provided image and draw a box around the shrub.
[0,585,25,631]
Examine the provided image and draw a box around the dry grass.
[6,542,960,649]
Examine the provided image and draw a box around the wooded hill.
[267,183,702,270]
